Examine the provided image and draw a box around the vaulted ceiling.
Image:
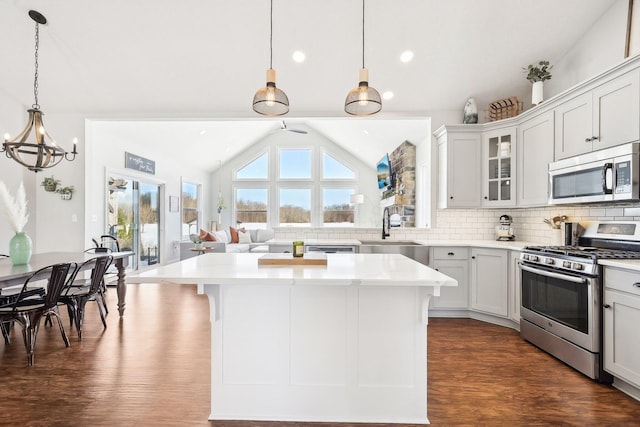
[0,0,618,170]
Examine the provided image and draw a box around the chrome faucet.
[382,207,390,239]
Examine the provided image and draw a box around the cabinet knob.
[450,196,453,199]
[447,252,454,256]
[603,304,611,309]
[585,137,592,143]
[633,282,640,288]
[471,256,476,260]
[484,196,488,200]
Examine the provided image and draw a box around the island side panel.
[203,283,429,424]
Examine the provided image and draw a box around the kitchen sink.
[358,241,428,265]
[358,240,421,245]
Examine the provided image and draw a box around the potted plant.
[523,60,553,106]
[41,176,61,192]
[57,185,75,200]
[191,236,204,249]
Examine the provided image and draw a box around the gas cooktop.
[523,245,640,260]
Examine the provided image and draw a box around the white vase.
[532,81,544,106]
[463,98,478,124]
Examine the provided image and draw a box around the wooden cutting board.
[258,252,327,266]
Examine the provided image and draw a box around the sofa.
[180,228,274,260]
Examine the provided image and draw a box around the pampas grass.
[0,181,29,233]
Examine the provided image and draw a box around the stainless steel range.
[519,221,640,383]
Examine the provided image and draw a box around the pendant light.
[1,10,77,173]
[344,0,382,116]
[252,0,289,116]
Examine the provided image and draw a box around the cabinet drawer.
[604,267,640,297]
[432,247,468,260]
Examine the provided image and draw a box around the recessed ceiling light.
[199,130,206,135]
[292,51,306,63]
[362,129,369,135]
[400,50,414,63]
[383,91,394,100]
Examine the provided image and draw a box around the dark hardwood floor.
[1,283,640,426]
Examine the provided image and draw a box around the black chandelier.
[2,10,77,172]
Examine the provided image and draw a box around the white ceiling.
[0,0,617,170]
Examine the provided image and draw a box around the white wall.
[546,0,630,99]
[87,120,212,264]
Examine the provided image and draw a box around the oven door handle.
[519,263,588,284]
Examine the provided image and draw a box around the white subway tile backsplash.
[271,204,640,245]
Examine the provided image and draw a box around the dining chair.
[0,262,78,366]
[58,256,112,340]
[83,247,111,315]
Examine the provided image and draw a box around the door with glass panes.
[107,174,161,270]
[482,128,516,207]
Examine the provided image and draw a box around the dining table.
[0,251,133,316]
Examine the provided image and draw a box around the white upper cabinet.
[555,69,640,160]
[482,127,516,207]
[435,126,482,208]
[517,112,554,206]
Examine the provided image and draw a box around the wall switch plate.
[71,214,78,223]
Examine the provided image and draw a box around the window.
[323,152,355,179]
[236,188,268,229]
[236,152,268,179]
[279,149,311,179]
[181,181,200,239]
[232,146,359,227]
[279,188,311,226]
[323,188,355,226]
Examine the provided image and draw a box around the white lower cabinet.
[470,248,509,317]
[603,267,640,388]
[509,250,521,323]
[430,247,469,310]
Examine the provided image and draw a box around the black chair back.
[8,263,76,312]
[43,263,77,310]
[66,256,113,296]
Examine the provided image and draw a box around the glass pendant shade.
[3,108,66,172]
[345,68,382,116]
[253,69,289,116]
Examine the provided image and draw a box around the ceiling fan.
[274,121,308,134]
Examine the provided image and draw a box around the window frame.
[231,145,359,228]
[181,179,201,241]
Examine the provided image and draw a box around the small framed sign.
[125,152,155,175]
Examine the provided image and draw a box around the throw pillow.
[238,229,252,244]
[213,230,230,243]
[229,227,247,244]
[229,226,239,243]
[199,229,216,242]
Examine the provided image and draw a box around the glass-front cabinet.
[483,127,516,207]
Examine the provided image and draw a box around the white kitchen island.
[127,253,457,424]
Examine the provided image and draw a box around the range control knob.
[572,263,584,271]
[563,261,572,268]
[530,255,539,262]
[545,258,555,265]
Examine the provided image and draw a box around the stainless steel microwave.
[549,143,640,204]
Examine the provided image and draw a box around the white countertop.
[266,238,536,251]
[267,239,362,246]
[128,252,457,288]
[598,259,640,271]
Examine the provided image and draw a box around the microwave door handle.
[602,162,613,194]
[519,263,588,284]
